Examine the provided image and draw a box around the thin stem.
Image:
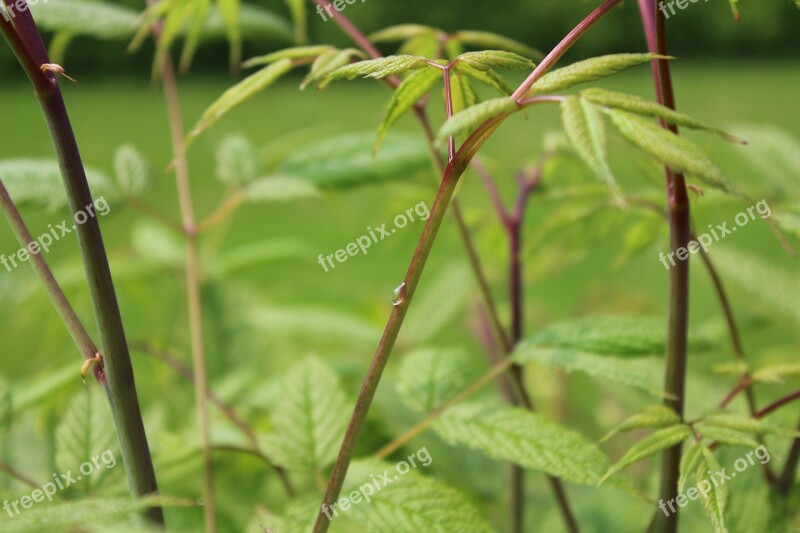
[198,190,246,234]
[637,3,692,532]
[754,390,800,420]
[779,421,800,495]
[158,50,216,533]
[1,12,162,522]
[0,461,39,489]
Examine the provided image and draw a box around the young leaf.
[243,45,333,69]
[435,404,631,489]
[187,58,295,144]
[695,424,760,449]
[217,0,242,67]
[450,71,479,113]
[215,134,259,185]
[284,0,307,43]
[395,348,472,412]
[456,50,534,71]
[697,447,729,533]
[376,67,442,153]
[259,356,349,471]
[436,97,518,143]
[531,53,664,94]
[454,63,515,95]
[701,413,799,438]
[607,109,736,194]
[245,176,321,202]
[343,459,495,532]
[560,96,618,192]
[601,405,681,442]
[302,48,365,89]
[581,88,744,143]
[452,30,541,59]
[325,55,430,83]
[114,144,153,198]
[55,386,119,493]
[601,425,693,483]
[751,363,800,383]
[179,0,211,72]
[678,442,703,493]
[368,24,440,43]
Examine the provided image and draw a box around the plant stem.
[0,460,39,489]
[637,3,691,532]
[779,421,800,495]
[0,11,163,522]
[754,390,800,419]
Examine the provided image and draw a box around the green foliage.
[245,176,321,202]
[243,45,334,68]
[214,134,259,186]
[284,0,307,43]
[436,97,517,142]
[324,55,431,83]
[131,221,185,268]
[395,348,472,412]
[560,96,618,197]
[451,30,541,59]
[114,145,152,198]
[694,424,760,449]
[700,413,799,438]
[217,0,242,67]
[456,50,534,71]
[601,405,682,442]
[301,48,366,89]
[530,54,664,95]
[751,363,800,383]
[376,67,442,153]
[601,425,693,483]
[697,447,729,533]
[454,64,514,95]
[29,0,139,40]
[368,24,439,43]
[678,442,704,493]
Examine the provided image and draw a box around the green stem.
[0,12,162,523]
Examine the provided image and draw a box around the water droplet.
[391,282,406,306]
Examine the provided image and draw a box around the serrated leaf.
[341,459,495,532]
[698,447,729,533]
[561,96,618,194]
[436,97,517,143]
[0,159,113,212]
[324,55,430,83]
[368,24,439,43]
[301,48,365,89]
[376,67,441,153]
[455,63,514,95]
[279,132,430,189]
[678,442,703,493]
[114,144,153,198]
[582,88,743,143]
[601,405,681,442]
[457,50,534,71]
[395,348,472,412]
[243,45,333,69]
[450,71,479,113]
[607,109,736,194]
[531,53,664,94]
[751,363,800,383]
[601,425,692,483]
[453,30,541,59]
[695,424,760,449]
[245,176,320,202]
[701,414,800,438]
[55,386,118,493]
[259,357,349,471]
[215,134,259,185]
[187,58,295,144]
[435,404,631,489]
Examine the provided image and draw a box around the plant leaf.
[215,134,259,185]
[607,109,736,194]
[678,442,704,493]
[368,24,440,43]
[561,96,619,196]
[601,405,681,442]
[187,58,295,144]
[751,363,800,383]
[284,0,307,43]
[697,447,729,533]
[695,424,760,449]
[452,30,541,59]
[450,71,479,113]
[582,88,744,143]
[114,144,153,198]
[454,63,514,95]
[456,50,534,71]
[531,53,665,94]
[436,97,517,143]
[217,0,241,68]
[395,348,472,412]
[260,356,349,471]
[376,67,442,153]
[601,425,693,483]
[30,0,139,39]
[325,55,430,83]
[302,48,365,89]
[243,45,333,69]
[701,413,800,438]
[245,176,321,202]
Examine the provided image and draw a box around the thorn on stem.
[40,63,77,83]
[81,353,104,385]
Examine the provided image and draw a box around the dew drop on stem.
[391,282,406,306]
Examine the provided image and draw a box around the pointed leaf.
[302,48,365,89]
[531,53,666,94]
[450,70,479,113]
[217,0,242,67]
[368,24,439,43]
[457,50,534,71]
[751,363,800,383]
[695,424,760,449]
[678,442,703,493]
[561,96,618,193]
[436,97,518,143]
[697,447,729,533]
[601,425,693,482]
[243,45,333,68]
[455,63,514,95]
[325,55,429,83]
[601,405,681,442]
[395,348,472,412]
[284,0,307,43]
[376,67,441,153]
[701,414,800,438]
[245,176,320,202]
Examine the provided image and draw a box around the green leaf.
[245,176,321,202]
[436,97,517,143]
[114,144,153,198]
[342,459,495,532]
[368,24,440,43]
[187,58,295,144]
[450,71,479,113]
[560,96,618,195]
[397,33,440,59]
[215,134,259,185]
[452,30,541,59]
[48,31,76,65]
[247,303,381,344]
[243,45,333,69]
[131,221,185,268]
[55,386,119,493]
[284,0,307,43]
[0,159,113,212]
[179,0,211,72]
[301,48,365,89]
[324,55,430,83]
[751,363,800,383]
[204,3,293,43]
[29,0,139,39]
[211,239,310,277]
[456,50,534,71]
[607,109,736,194]
[697,447,729,533]
[395,348,472,412]
[260,356,349,471]
[455,63,514,95]
[582,88,744,143]
[217,0,241,67]
[279,132,430,189]
[701,413,800,438]
[601,405,681,442]
[531,53,665,94]
[435,404,630,489]
[376,67,442,153]
[678,442,703,493]
[695,424,760,449]
[601,425,693,483]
